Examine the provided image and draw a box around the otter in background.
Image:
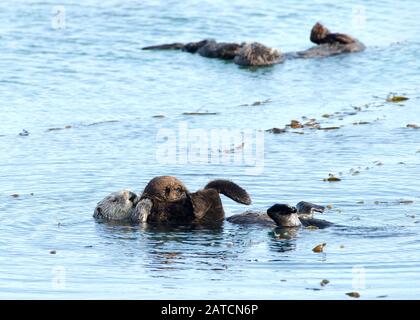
[142,39,243,60]
[142,22,364,67]
[294,22,365,58]
[142,39,284,66]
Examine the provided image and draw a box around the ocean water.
[0,0,419,299]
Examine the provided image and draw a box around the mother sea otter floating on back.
[94,176,331,228]
[142,22,365,67]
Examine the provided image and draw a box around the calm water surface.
[0,0,419,299]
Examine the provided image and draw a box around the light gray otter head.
[302,22,366,58]
[93,190,138,221]
[234,42,284,67]
[267,204,301,227]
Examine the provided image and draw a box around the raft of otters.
[142,22,365,67]
[94,176,332,229]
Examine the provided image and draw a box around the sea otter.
[143,39,283,67]
[94,189,331,228]
[138,176,251,224]
[93,176,251,225]
[227,201,332,229]
[142,22,364,67]
[294,22,365,58]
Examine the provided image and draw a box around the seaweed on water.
[182,112,219,116]
[312,243,326,253]
[323,174,341,182]
[386,94,409,103]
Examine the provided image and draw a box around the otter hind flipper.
[204,179,251,205]
[142,43,185,50]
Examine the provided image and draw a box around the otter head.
[141,176,188,202]
[310,22,331,44]
[234,42,283,67]
[267,204,301,227]
[93,190,138,221]
[138,176,192,224]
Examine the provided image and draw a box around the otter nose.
[94,207,103,218]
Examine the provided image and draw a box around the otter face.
[267,204,301,227]
[141,176,188,202]
[93,190,138,221]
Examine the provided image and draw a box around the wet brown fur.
[297,22,365,58]
[310,22,357,45]
[142,22,364,66]
[140,176,251,225]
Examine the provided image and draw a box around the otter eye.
[111,198,117,202]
